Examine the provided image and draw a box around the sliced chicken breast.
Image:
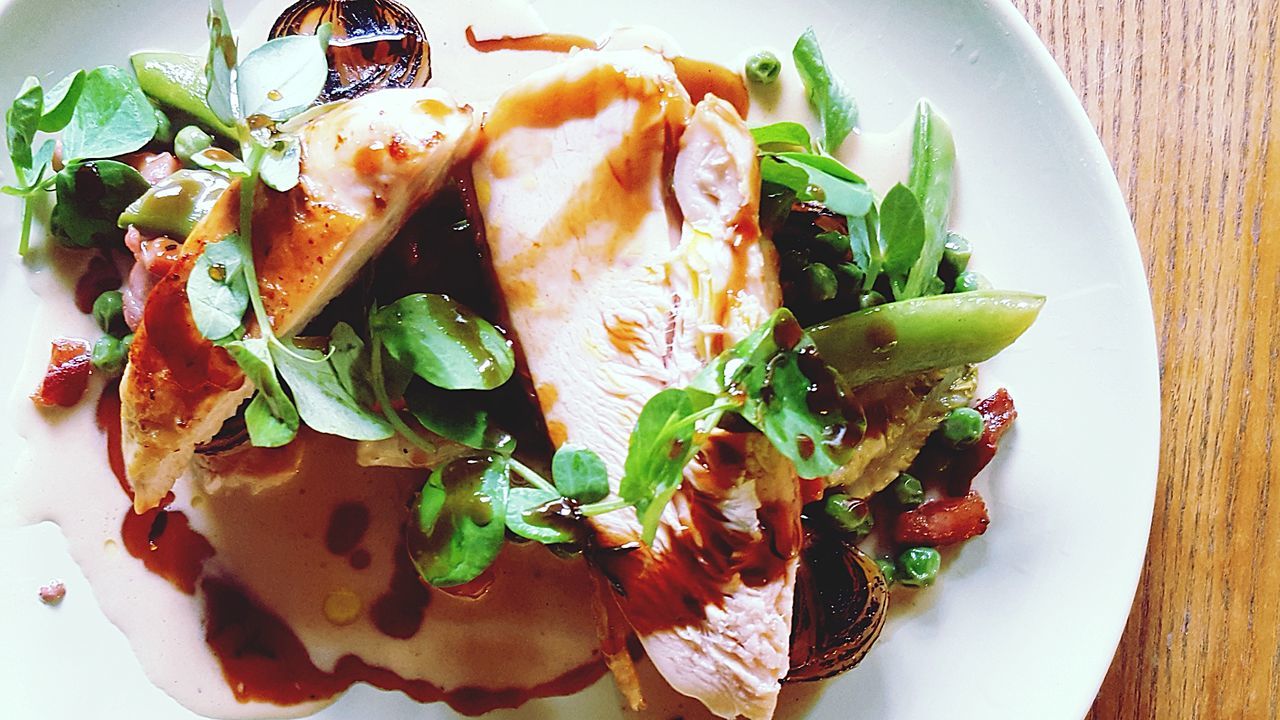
[475,50,797,720]
[121,88,478,512]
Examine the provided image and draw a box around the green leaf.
[406,382,515,453]
[407,454,510,587]
[236,33,328,121]
[187,235,249,342]
[751,122,812,152]
[880,183,927,293]
[272,335,394,442]
[903,99,956,299]
[39,70,86,133]
[793,28,858,153]
[371,294,516,391]
[6,77,42,171]
[205,0,238,127]
[62,66,158,161]
[51,160,150,248]
[771,153,874,217]
[619,388,702,543]
[505,487,577,544]
[693,309,857,479]
[259,134,301,191]
[223,337,300,447]
[552,444,609,503]
[30,139,56,179]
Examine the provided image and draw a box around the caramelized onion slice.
[270,0,430,103]
[787,522,889,682]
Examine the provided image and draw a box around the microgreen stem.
[579,498,630,517]
[237,141,272,339]
[18,198,33,257]
[369,328,437,455]
[508,457,558,494]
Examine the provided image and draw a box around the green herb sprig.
[4,65,162,254]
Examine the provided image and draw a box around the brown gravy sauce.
[95,205,604,713]
[465,25,750,118]
[592,435,799,635]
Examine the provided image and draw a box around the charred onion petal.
[787,521,889,682]
[270,0,430,102]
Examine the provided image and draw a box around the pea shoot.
[745,50,782,85]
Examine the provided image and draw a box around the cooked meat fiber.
[474,50,797,720]
[121,88,478,512]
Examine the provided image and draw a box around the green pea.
[942,407,985,447]
[815,230,851,259]
[857,290,887,310]
[897,547,941,587]
[942,232,972,274]
[804,263,839,303]
[92,290,127,337]
[874,557,898,585]
[174,125,214,165]
[745,51,782,85]
[891,473,925,507]
[834,262,866,295]
[823,493,874,539]
[953,270,991,293]
[91,335,128,376]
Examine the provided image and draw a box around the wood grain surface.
[1010,1,1280,717]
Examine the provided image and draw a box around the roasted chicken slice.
[121,88,478,512]
[474,50,796,720]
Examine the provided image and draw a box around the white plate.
[0,1,1159,719]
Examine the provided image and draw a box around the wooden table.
[1012,1,1280,717]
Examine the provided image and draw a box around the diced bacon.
[944,389,1017,496]
[31,338,93,408]
[893,492,990,547]
[124,152,181,184]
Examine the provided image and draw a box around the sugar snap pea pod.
[130,52,238,140]
[118,169,230,239]
[808,290,1044,388]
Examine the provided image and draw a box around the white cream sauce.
[3,1,953,717]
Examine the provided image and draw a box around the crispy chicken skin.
[474,50,797,720]
[121,88,477,512]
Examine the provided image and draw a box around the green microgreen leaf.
[187,234,250,342]
[6,77,42,172]
[619,388,708,543]
[751,121,812,152]
[224,337,300,447]
[258,135,301,191]
[793,28,858,153]
[236,32,329,122]
[271,329,394,442]
[692,308,858,478]
[903,99,956,299]
[371,294,516,391]
[551,444,609,503]
[50,159,150,248]
[39,70,86,133]
[505,486,577,545]
[62,66,158,161]
[880,183,927,296]
[767,153,874,217]
[407,454,510,587]
[205,0,238,127]
[406,382,516,453]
